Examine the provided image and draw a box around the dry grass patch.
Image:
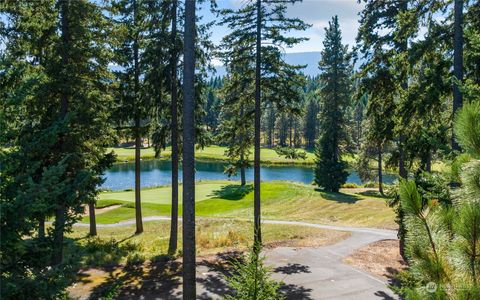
[344,239,406,283]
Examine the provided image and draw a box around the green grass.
[108,145,357,165]
[99,181,228,204]
[87,181,395,228]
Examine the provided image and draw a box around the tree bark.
[52,204,66,266]
[168,0,179,256]
[452,0,463,151]
[89,201,97,236]
[38,215,45,239]
[183,0,196,297]
[240,155,246,187]
[133,0,143,234]
[426,150,431,172]
[289,116,293,147]
[254,0,262,248]
[378,144,384,196]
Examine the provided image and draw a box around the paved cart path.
[73,217,398,299]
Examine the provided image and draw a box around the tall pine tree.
[314,16,351,193]
[217,0,309,245]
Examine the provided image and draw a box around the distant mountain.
[210,51,322,78]
[282,51,321,77]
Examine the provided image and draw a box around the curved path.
[75,217,398,299]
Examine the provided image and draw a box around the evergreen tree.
[110,0,149,234]
[1,0,114,295]
[147,0,213,253]
[396,102,480,298]
[303,95,320,149]
[168,0,180,256]
[314,16,351,193]
[452,0,464,151]
[217,0,309,246]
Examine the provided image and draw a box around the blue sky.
[199,0,365,56]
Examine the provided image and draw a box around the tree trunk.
[240,154,246,187]
[452,0,463,151]
[398,1,408,261]
[183,0,196,297]
[254,0,262,249]
[378,144,384,196]
[134,118,143,234]
[133,0,143,235]
[52,204,66,266]
[52,0,69,266]
[289,116,293,147]
[168,0,179,256]
[426,150,432,172]
[89,201,97,236]
[38,215,45,239]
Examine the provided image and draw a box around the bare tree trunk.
[134,118,143,234]
[240,154,246,187]
[183,0,196,297]
[398,1,408,261]
[426,150,432,172]
[168,0,179,256]
[289,116,293,147]
[133,0,143,235]
[52,204,66,266]
[452,0,463,151]
[38,216,45,238]
[254,0,262,249]
[89,201,97,236]
[378,144,384,196]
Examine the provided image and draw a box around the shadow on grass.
[209,184,253,200]
[357,190,389,199]
[315,189,361,203]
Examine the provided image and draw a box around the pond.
[102,159,397,191]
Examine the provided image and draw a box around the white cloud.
[285,0,364,52]
[203,0,364,53]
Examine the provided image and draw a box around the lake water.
[102,160,397,191]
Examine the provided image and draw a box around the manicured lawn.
[87,181,396,228]
[108,145,328,165]
[99,181,228,204]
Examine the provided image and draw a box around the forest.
[1,0,479,299]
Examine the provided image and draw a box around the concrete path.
[194,222,398,300]
[75,217,398,299]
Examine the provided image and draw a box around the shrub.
[225,246,283,300]
[341,182,360,188]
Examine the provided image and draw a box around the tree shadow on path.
[274,263,313,299]
[274,263,311,275]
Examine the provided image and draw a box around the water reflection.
[102,159,396,191]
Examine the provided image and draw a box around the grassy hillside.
[108,145,358,165]
[88,181,395,229]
